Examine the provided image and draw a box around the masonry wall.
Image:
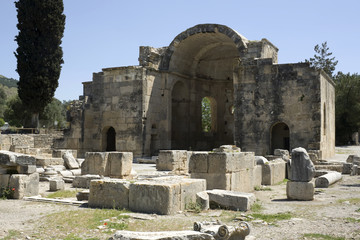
[234,59,322,156]
[81,67,145,156]
[320,73,336,159]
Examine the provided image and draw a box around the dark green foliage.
[0,75,18,88]
[305,41,338,77]
[40,98,67,129]
[201,97,212,132]
[0,87,6,118]
[3,96,30,127]
[334,72,360,145]
[15,0,65,127]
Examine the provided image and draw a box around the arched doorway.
[171,81,190,150]
[105,127,116,151]
[271,122,290,154]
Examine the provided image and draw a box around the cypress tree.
[15,0,65,128]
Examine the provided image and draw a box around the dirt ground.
[0,146,360,240]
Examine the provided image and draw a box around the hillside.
[0,75,18,88]
[0,75,18,101]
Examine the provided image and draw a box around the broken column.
[315,171,342,188]
[286,147,315,201]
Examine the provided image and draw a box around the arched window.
[201,97,216,133]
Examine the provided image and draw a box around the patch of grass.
[356,208,360,212]
[185,201,203,213]
[275,179,289,185]
[106,222,128,230]
[46,190,79,199]
[254,186,272,191]
[344,217,360,223]
[250,212,292,223]
[337,198,360,204]
[2,230,21,240]
[303,233,345,240]
[250,202,263,213]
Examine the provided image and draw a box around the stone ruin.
[58,23,335,162]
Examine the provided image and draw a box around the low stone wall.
[156,150,188,173]
[88,176,206,215]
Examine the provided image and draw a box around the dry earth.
[0,146,360,240]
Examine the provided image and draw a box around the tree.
[201,97,212,132]
[3,96,30,127]
[0,87,6,118]
[39,98,67,129]
[334,72,360,145]
[305,41,338,77]
[15,0,65,128]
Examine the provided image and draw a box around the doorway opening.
[271,122,290,154]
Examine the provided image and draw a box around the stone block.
[231,169,254,192]
[191,172,231,190]
[0,174,10,188]
[110,230,214,240]
[206,189,255,211]
[108,152,132,177]
[16,165,36,174]
[351,165,359,176]
[128,177,206,215]
[76,189,89,201]
[252,165,262,187]
[53,149,78,158]
[288,147,315,182]
[82,152,108,175]
[274,149,290,160]
[315,172,342,188]
[261,159,286,185]
[63,151,79,169]
[346,155,360,165]
[70,169,82,176]
[286,181,314,201]
[88,179,130,209]
[188,152,208,173]
[157,150,188,172]
[342,163,352,174]
[0,150,36,166]
[36,157,64,167]
[73,174,102,189]
[49,179,65,191]
[9,173,39,199]
[60,170,73,177]
[196,191,209,210]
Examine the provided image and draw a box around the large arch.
[166,24,241,150]
[161,24,248,71]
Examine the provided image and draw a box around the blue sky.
[0,0,359,101]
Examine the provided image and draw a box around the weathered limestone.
[49,179,65,191]
[8,173,39,199]
[288,148,315,182]
[16,165,36,174]
[82,152,132,178]
[89,176,206,215]
[287,148,315,201]
[190,151,256,192]
[274,149,290,161]
[342,163,353,174]
[88,179,130,209]
[351,165,360,176]
[110,231,214,240]
[255,156,268,165]
[206,189,255,211]
[35,156,64,167]
[156,150,188,172]
[76,189,89,201]
[315,172,342,188]
[286,181,314,201]
[261,159,286,185]
[73,174,102,189]
[0,150,36,166]
[62,151,79,169]
[346,155,360,165]
[196,191,210,210]
[53,149,78,159]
